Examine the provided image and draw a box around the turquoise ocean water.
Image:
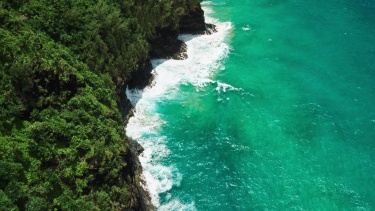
[127,1,375,210]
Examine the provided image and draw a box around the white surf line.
[126,3,232,210]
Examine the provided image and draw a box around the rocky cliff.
[179,3,217,35]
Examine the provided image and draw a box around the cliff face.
[148,4,217,61]
[179,3,217,35]
[149,26,188,60]
[117,59,153,126]
[119,2,216,210]
[123,138,153,210]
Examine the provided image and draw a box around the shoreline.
[118,3,217,210]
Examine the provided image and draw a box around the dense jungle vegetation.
[0,0,199,210]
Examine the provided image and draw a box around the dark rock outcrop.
[124,138,153,211]
[148,4,217,60]
[126,59,154,90]
[149,26,188,60]
[117,59,153,125]
[116,85,134,124]
[179,4,217,35]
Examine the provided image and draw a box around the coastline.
[1,1,223,210]
[117,3,217,210]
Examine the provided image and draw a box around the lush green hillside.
[0,0,199,210]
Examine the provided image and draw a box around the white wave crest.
[215,81,243,93]
[242,25,251,31]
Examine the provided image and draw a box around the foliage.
[0,0,200,209]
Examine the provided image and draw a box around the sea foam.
[126,3,232,209]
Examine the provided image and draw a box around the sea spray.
[125,3,232,209]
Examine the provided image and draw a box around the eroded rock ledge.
[179,3,217,35]
[149,4,217,60]
[149,25,188,60]
[117,3,216,210]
